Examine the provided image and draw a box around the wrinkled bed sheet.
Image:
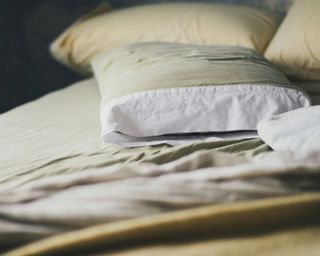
[1,79,320,254]
[2,149,320,255]
[0,79,268,190]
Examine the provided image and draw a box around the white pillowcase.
[258,106,320,152]
[92,43,311,147]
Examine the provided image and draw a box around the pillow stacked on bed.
[92,42,310,146]
[50,3,282,73]
[50,2,315,146]
[265,0,320,80]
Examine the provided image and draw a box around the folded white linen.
[258,106,320,152]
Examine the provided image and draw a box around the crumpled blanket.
[1,150,320,250]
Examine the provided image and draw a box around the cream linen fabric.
[265,0,320,80]
[0,78,272,194]
[1,78,320,254]
[3,149,320,254]
[51,3,282,73]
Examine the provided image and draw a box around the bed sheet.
[3,149,320,255]
[0,78,269,191]
[2,78,320,255]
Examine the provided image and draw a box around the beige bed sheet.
[0,78,268,191]
[5,192,320,256]
[1,78,320,255]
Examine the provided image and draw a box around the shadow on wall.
[0,0,293,113]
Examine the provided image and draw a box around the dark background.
[0,0,291,113]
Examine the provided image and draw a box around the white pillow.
[92,42,311,146]
[258,106,320,152]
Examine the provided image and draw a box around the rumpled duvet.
[2,150,320,255]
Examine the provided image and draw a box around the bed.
[1,1,320,255]
[1,78,320,255]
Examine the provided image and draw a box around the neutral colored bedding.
[5,193,320,256]
[1,78,319,255]
[265,0,320,80]
[51,2,282,73]
[93,43,310,146]
[3,150,320,255]
[258,105,320,152]
[0,78,269,192]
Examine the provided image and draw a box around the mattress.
[1,79,320,255]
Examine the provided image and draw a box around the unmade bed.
[1,0,320,255]
[1,79,320,255]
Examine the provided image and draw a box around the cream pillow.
[265,0,320,80]
[51,3,282,73]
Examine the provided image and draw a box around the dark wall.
[0,0,23,112]
[0,0,103,113]
[0,0,291,113]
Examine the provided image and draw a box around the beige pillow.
[50,3,282,74]
[265,0,320,80]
